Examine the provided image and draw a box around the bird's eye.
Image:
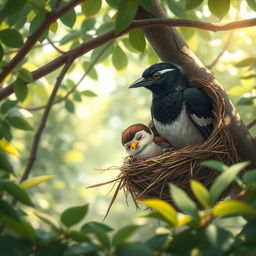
[137,135,142,140]
[126,145,130,150]
[152,72,161,80]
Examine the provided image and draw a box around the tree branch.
[19,58,74,183]
[0,0,84,84]
[47,37,65,54]
[1,16,256,100]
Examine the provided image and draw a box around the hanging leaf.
[0,100,18,114]
[6,116,33,131]
[60,8,76,28]
[65,99,75,113]
[81,18,96,33]
[18,68,33,83]
[1,0,27,16]
[190,180,210,209]
[185,0,203,10]
[20,175,54,190]
[167,1,187,18]
[208,0,230,19]
[112,225,140,246]
[81,90,97,97]
[141,199,177,226]
[0,152,14,173]
[61,204,89,228]
[115,0,139,33]
[129,29,146,53]
[81,0,102,17]
[0,180,34,206]
[49,21,58,33]
[112,45,128,70]
[0,29,23,48]
[14,78,28,102]
[213,200,256,217]
[209,162,249,204]
[170,184,199,219]
[246,0,256,11]
[0,139,20,157]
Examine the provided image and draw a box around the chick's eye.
[137,135,142,140]
[152,72,161,80]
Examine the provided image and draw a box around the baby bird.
[122,123,171,160]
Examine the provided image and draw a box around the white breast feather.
[153,105,204,149]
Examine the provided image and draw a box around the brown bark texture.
[136,0,256,168]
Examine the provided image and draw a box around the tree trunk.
[136,0,256,168]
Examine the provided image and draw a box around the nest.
[97,78,239,214]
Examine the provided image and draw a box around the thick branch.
[0,0,84,83]
[136,1,256,167]
[1,16,256,101]
[19,59,74,182]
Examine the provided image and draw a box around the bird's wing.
[184,87,214,139]
[153,136,172,148]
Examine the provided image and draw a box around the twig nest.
[118,78,239,207]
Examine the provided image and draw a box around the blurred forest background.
[0,0,256,253]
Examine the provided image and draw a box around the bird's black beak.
[129,77,153,88]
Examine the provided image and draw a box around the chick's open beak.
[131,141,139,150]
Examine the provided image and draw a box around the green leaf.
[213,200,256,217]
[129,29,146,53]
[20,175,54,189]
[234,57,256,67]
[81,17,96,33]
[0,121,12,141]
[0,152,14,173]
[0,216,36,240]
[0,180,34,206]
[65,99,75,113]
[185,0,203,10]
[14,78,28,102]
[65,243,100,256]
[170,184,199,219]
[82,62,98,80]
[91,43,114,63]
[246,0,256,11]
[0,199,20,220]
[85,222,110,248]
[81,90,98,97]
[0,100,18,114]
[35,212,60,231]
[61,204,88,228]
[237,96,256,106]
[112,45,128,70]
[96,22,115,35]
[18,68,33,83]
[0,29,23,48]
[29,13,48,42]
[67,231,90,242]
[208,0,230,19]
[201,160,227,172]
[59,31,79,45]
[145,234,168,251]
[0,44,3,61]
[138,0,154,13]
[167,1,187,18]
[116,242,154,256]
[115,0,139,33]
[60,8,76,28]
[7,116,33,131]
[105,0,121,9]
[210,162,249,204]
[81,0,102,17]
[81,221,113,233]
[243,170,256,186]
[1,0,27,16]
[190,180,210,209]
[36,240,67,256]
[141,199,177,226]
[204,224,234,255]
[112,225,140,246]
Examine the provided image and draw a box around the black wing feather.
[183,87,214,139]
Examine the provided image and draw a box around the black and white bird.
[129,62,214,149]
[122,124,172,159]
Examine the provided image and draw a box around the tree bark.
[136,0,256,168]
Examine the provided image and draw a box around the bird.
[121,123,172,159]
[129,62,214,149]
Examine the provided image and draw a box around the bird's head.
[121,124,153,158]
[129,62,189,95]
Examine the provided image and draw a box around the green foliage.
[208,0,231,19]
